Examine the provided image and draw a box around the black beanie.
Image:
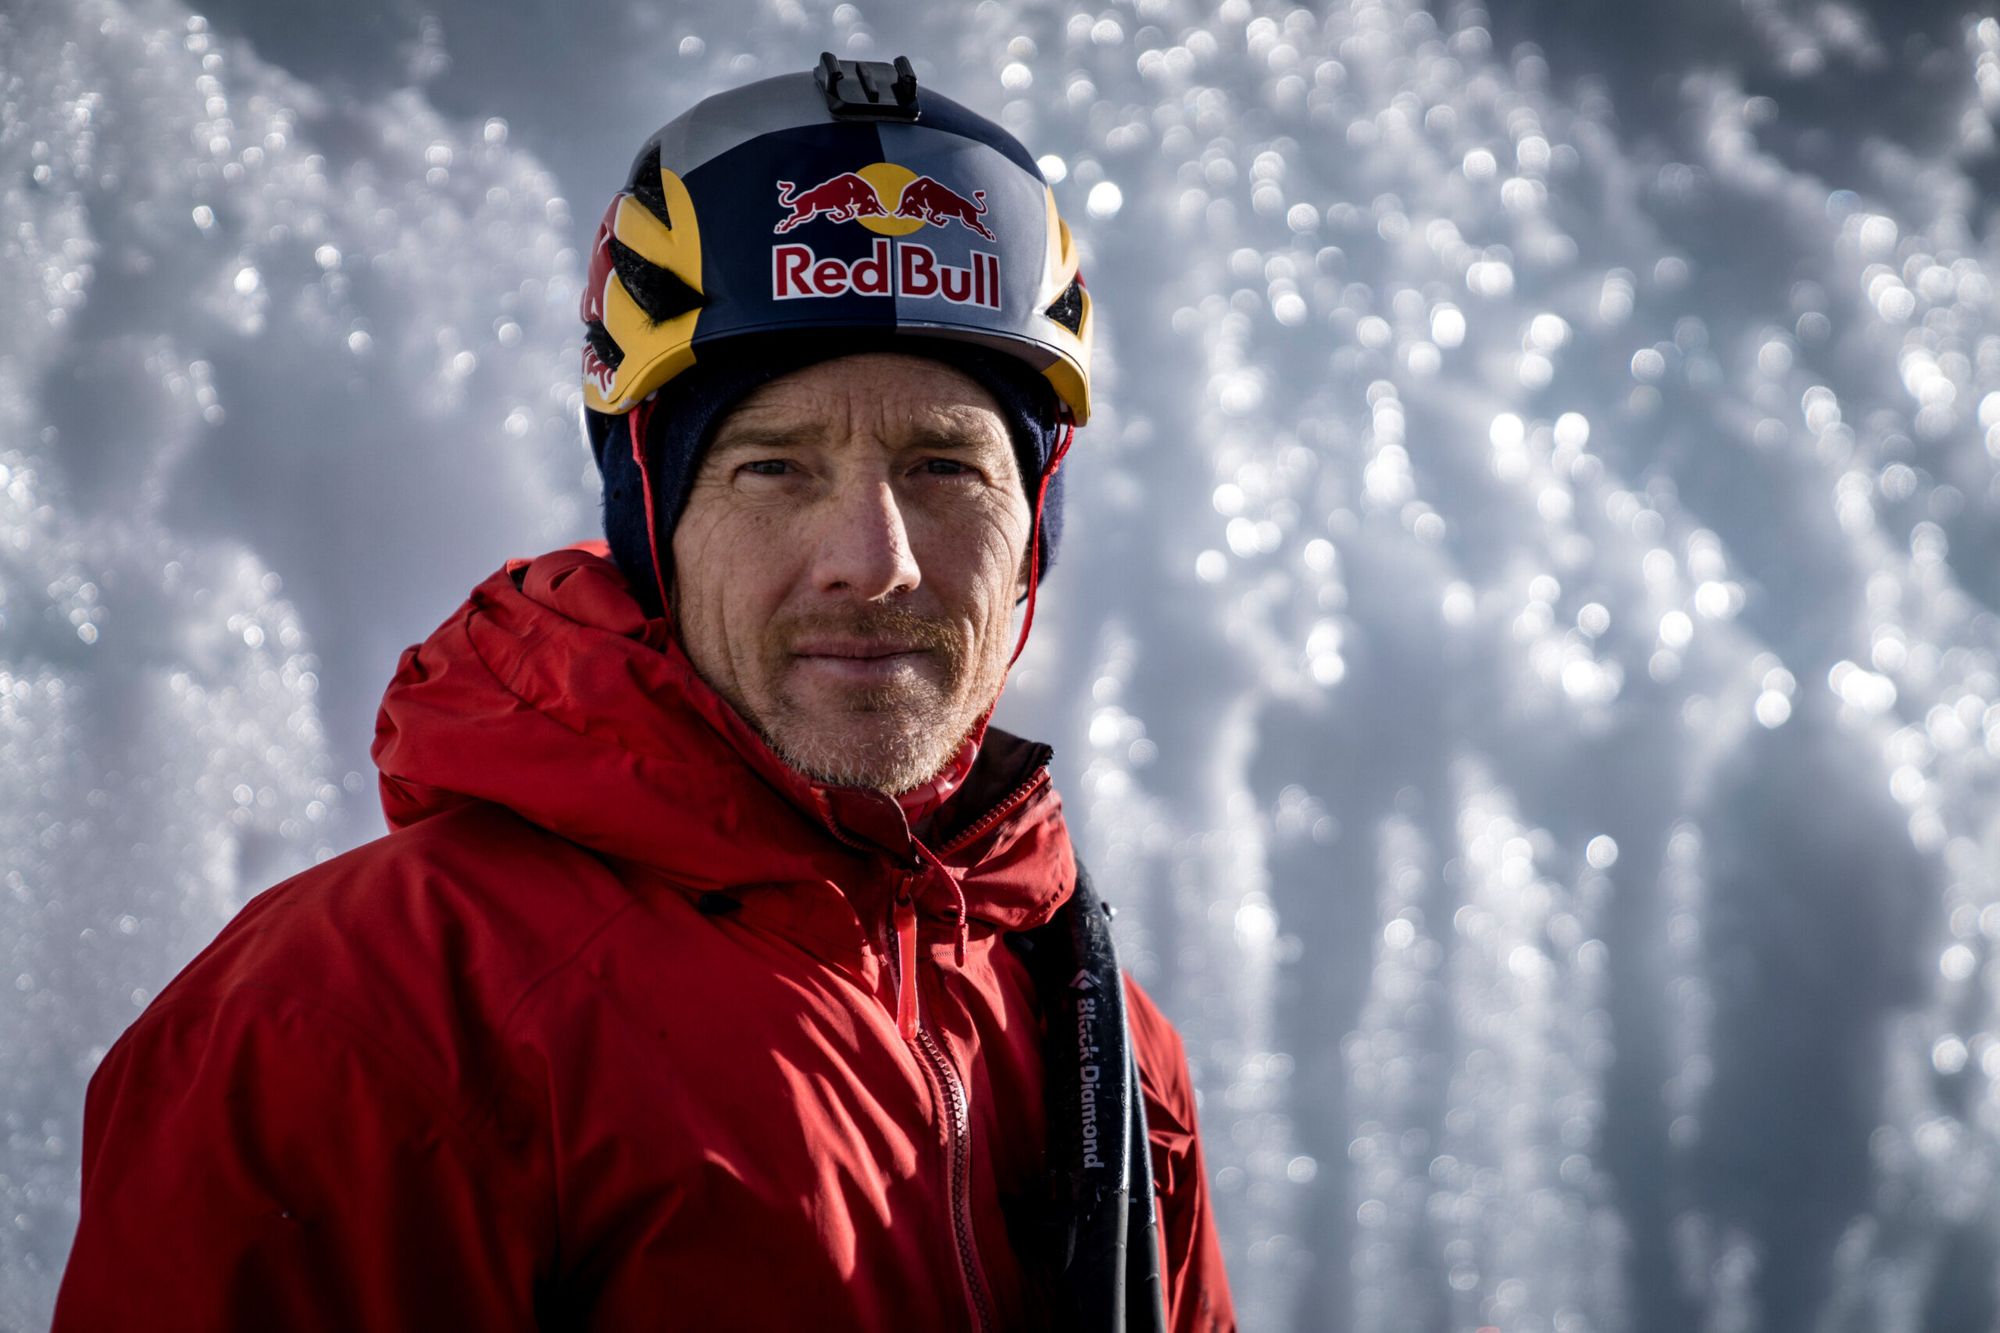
[586,336,1066,617]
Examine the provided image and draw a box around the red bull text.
[769,169,1002,308]
[773,239,1001,309]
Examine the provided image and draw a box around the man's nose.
[809,477,922,599]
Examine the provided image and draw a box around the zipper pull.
[893,891,920,1041]
[911,842,972,970]
[950,882,969,969]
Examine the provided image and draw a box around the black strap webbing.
[1011,862,1168,1332]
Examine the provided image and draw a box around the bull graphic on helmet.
[893,176,995,240]
[772,169,995,241]
[773,174,886,232]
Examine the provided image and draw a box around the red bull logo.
[773,238,1001,308]
[769,162,1001,308]
[772,163,995,240]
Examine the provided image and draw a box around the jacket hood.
[371,546,1074,933]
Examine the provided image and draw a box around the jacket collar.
[371,546,1073,931]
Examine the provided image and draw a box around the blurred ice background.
[6,0,2000,1328]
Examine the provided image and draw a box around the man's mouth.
[790,638,927,660]
[788,638,931,684]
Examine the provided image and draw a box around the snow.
[6,0,2000,1328]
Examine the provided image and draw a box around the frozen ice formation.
[8,0,2000,1329]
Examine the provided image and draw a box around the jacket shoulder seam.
[494,894,648,1035]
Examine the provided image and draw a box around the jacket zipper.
[837,756,1048,1331]
[893,890,998,1333]
[932,762,1051,860]
[915,755,1049,1331]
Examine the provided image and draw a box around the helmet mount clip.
[815,52,921,121]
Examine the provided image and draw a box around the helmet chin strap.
[1008,416,1074,670]
[629,396,673,618]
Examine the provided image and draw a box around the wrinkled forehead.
[713,352,1012,453]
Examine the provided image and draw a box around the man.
[54,56,1234,1331]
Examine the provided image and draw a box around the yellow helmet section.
[583,165,705,415]
[1036,187,1092,425]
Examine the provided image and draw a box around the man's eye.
[922,459,974,477]
[741,460,793,477]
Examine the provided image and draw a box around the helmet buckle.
[815,52,921,121]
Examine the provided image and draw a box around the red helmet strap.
[629,397,673,618]
[1007,417,1074,670]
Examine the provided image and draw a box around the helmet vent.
[585,320,624,369]
[630,145,674,227]
[610,236,705,325]
[1044,277,1085,335]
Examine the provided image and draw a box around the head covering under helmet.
[579,54,1092,619]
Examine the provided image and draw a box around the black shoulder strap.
[1011,861,1168,1331]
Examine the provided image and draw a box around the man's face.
[669,352,1034,794]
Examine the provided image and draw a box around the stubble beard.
[749,605,998,795]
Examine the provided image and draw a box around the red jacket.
[54,548,1235,1331]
